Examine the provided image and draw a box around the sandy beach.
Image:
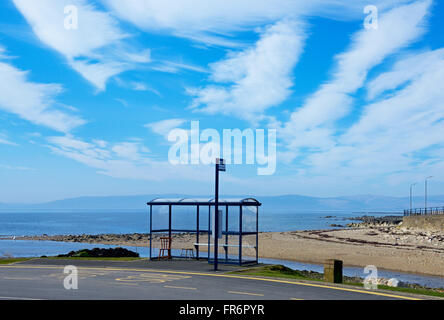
[15,219,444,277]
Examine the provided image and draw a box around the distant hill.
[259,194,444,213]
[1,194,443,213]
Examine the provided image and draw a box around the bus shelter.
[147,198,261,265]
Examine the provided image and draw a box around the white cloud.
[0,133,18,146]
[47,134,212,182]
[254,0,444,195]
[112,142,149,160]
[113,78,161,96]
[279,46,444,193]
[101,0,411,46]
[366,49,444,100]
[145,119,187,138]
[189,19,306,122]
[128,82,161,96]
[13,0,124,58]
[0,46,11,59]
[13,0,150,91]
[282,0,431,155]
[343,49,444,149]
[68,59,128,91]
[149,60,208,74]
[0,55,85,132]
[0,164,32,171]
[131,82,149,91]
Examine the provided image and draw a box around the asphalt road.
[0,259,422,300]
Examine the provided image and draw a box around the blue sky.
[0,0,443,203]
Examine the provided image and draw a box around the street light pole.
[425,176,433,212]
[214,158,225,271]
[214,161,219,271]
[410,183,417,212]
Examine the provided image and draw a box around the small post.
[324,259,343,283]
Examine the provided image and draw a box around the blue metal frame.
[147,198,261,265]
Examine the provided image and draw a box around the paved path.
[0,259,422,300]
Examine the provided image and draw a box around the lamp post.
[425,176,433,213]
[410,183,417,213]
[214,158,225,271]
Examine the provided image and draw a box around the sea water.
[3,209,443,289]
[0,209,367,236]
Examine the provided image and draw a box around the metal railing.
[404,206,444,216]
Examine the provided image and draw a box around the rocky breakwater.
[345,215,444,249]
[18,233,151,246]
[346,216,403,228]
[16,232,202,247]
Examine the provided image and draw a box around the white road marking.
[228,291,264,297]
[0,296,43,300]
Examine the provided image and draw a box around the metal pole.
[256,206,259,263]
[239,206,242,266]
[425,176,433,213]
[225,205,228,263]
[425,179,427,211]
[168,205,172,239]
[208,206,210,262]
[196,205,199,260]
[214,162,219,271]
[410,183,417,212]
[149,205,152,260]
[168,204,172,259]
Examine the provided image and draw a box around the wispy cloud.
[149,60,208,74]
[303,47,444,189]
[188,19,306,122]
[101,0,411,47]
[145,119,187,139]
[0,46,85,132]
[0,133,18,146]
[114,78,162,96]
[13,0,151,91]
[282,0,431,159]
[0,164,32,171]
[276,0,444,193]
[47,134,212,182]
[366,48,444,100]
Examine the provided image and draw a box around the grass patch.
[345,282,444,298]
[232,265,323,282]
[0,258,32,265]
[231,265,444,299]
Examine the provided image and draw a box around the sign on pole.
[217,158,226,172]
